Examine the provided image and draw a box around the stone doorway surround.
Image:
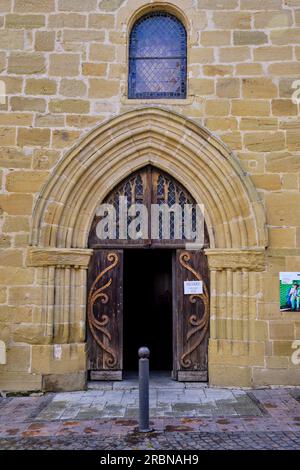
[27,108,267,391]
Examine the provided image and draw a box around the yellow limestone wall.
[0,0,300,391]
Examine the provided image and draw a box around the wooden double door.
[87,166,210,381]
[87,248,210,381]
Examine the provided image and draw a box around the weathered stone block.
[254,46,293,62]
[6,14,45,29]
[82,62,107,76]
[266,193,300,225]
[232,100,270,116]
[59,0,97,11]
[52,130,81,148]
[0,30,24,49]
[220,46,250,62]
[31,343,86,374]
[0,194,33,215]
[205,100,230,116]
[66,115,104,128]
[253,368,300,386]
[201,31,231,46]
[281,174,299,190]
[216,78,240,98]
[35,31,55,51]
[190,48,214,64]
[205,117,238,131]
[2,216,30,233]
[89,78,119,98]
[242,78,277,99]
[209,364,252,387]
[49,99,90,114]
[0,266,34,285]
[8,286,42,305]
[268,62,300,75]
[234,31,267,45]
[272,99,297,116]
[88,13,115,29]
[63,29,105,42]
[48,13,86,28]
[59,79,86,97]
[89,44,115,62]
[240,0,282,9]
[254,10,293,29]
[0,371,42,392]
[0,249,23,267]
[286,131,300,150]
[266,153,300,173]
[213,12,251,29]
[0,0,11,12]
[14,0,55,12]
[42,371,86,392]
[1,345,30,372]
[0,113,33,127]
[35,114,65,128]
[0,127,16,146]
[251,174,281,191]
[25,79,57,95]
[8,53,45,74]
[203,65,233,76]
[271,28,300,45]
[240,118,277,131]
[198,0,238,9]
[189,78,214,95]
[221,132,242,150]
[99,0,125,10]
[17,128,50,147]
[235,63,263,76]
[270,322,295,340]
[244,132,285,151]
[49,54,80,76]
[0,77,23,94]
[11,97,46,112]
[6,171,48,193]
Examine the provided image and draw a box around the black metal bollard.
[138,346,151,432]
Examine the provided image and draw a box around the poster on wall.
[280,272,300,312]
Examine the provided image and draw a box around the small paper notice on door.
[184,281,203,295]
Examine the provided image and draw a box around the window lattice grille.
[102,168,196,240]
[128,12,187,99]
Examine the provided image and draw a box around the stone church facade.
[0,0,300,392]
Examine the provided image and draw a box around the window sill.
[121,95,194,106]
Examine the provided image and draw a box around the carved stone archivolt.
[28,108,268,375]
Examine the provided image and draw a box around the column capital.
[204,248,265,271]
[27,247,93,268]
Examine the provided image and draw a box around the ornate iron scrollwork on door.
[87,252,119,368]
[179,251,209,369]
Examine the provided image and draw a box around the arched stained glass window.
[128,12,187,99]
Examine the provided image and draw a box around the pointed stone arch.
[27,108,268,389]
[31,107,267,250]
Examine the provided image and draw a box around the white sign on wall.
[184,280,203,295]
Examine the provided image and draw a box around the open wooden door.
[173,250,210,381]
[87,250,123,380]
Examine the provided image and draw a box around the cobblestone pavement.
[1,432,300,450]
[0,374,300,450]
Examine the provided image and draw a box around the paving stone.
[1,378,300,449]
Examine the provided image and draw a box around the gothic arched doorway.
[87,165,210,381]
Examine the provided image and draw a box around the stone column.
[27,247,93,391]
[205,248,266,387]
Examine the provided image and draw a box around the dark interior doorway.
[123,249,173,372]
